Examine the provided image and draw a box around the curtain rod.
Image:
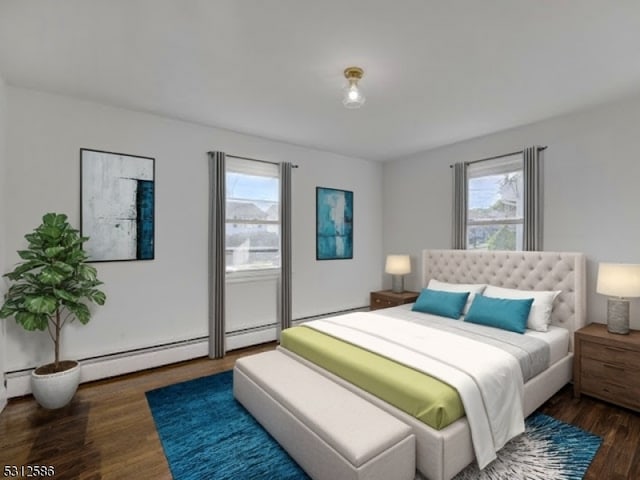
[225,153,299,168]
[448,146,547,168]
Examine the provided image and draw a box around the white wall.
[4,87,382,372]
[0,72,7,410]
[383,92,640,328]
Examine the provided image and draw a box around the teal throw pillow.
[464,295,534,334]
[412,288,470,319]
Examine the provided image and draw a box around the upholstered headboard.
[422,249,587,350]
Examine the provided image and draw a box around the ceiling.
[1,1,640,162]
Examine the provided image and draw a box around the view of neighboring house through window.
[467,153,523,250]
[225,157,280,274]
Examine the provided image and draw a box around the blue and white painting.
[81,149,155,262]
[316,187,353,260]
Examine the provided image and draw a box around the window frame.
[225,158,280,279]
[465,153,524,251]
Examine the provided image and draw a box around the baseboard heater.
[5,306,367,399]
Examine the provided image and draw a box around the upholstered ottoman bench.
[234,350,416,480]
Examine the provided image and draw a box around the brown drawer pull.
[375,299,381,303]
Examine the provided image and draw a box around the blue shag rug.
[146,370,601,480]
[146,370,308,480]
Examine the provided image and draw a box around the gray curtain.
[452,162,467,249]
[278,162,293,334]
[207,151,226,359]
[523,146,543,251]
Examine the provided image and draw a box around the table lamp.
[385,255,411,293]
[596,262,640,334]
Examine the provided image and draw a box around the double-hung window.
[466,153,523,250]
[225,157,280,275]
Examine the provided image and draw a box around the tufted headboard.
[422,249,587,350]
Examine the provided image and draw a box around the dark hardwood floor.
[540,385,640,480]
[1,342,638,479]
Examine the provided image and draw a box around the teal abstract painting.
[316,187,353,260]
[81,148,155,262]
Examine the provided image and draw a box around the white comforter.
[306,312,525,469]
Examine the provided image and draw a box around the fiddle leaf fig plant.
[0,213,106,372]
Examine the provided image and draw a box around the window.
[466,153,523,250]
[225,158,280,274]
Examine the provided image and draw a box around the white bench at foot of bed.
[234,350,416,480]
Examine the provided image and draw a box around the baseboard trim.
[5,328,281,398]
[6,337,211,398]
[227,326,277,351]
[5,306,366,399]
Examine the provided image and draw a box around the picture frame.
[81,148,155,262]
[316,186,353,260]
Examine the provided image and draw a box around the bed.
[278,249,586,480]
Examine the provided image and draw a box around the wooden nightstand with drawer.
[574,323,640,412]
[370,290,419,311]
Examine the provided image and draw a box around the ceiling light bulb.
[348,85,360,101]
[342,66,366,109]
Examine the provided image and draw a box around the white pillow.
[482,285,561,332]
[427,279,487,315]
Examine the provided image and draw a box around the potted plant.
[0,213,106,409]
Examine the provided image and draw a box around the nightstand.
[370,290,419,311]
[574,323,640,412]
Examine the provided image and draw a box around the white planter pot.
[31,361,81,409]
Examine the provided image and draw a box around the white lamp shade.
[596,263,640,298]
[385,255,411,275]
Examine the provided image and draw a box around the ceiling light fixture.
[342,66,366,109]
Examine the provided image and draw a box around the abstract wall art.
[81,148,155,262]
[316,187,353,260]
